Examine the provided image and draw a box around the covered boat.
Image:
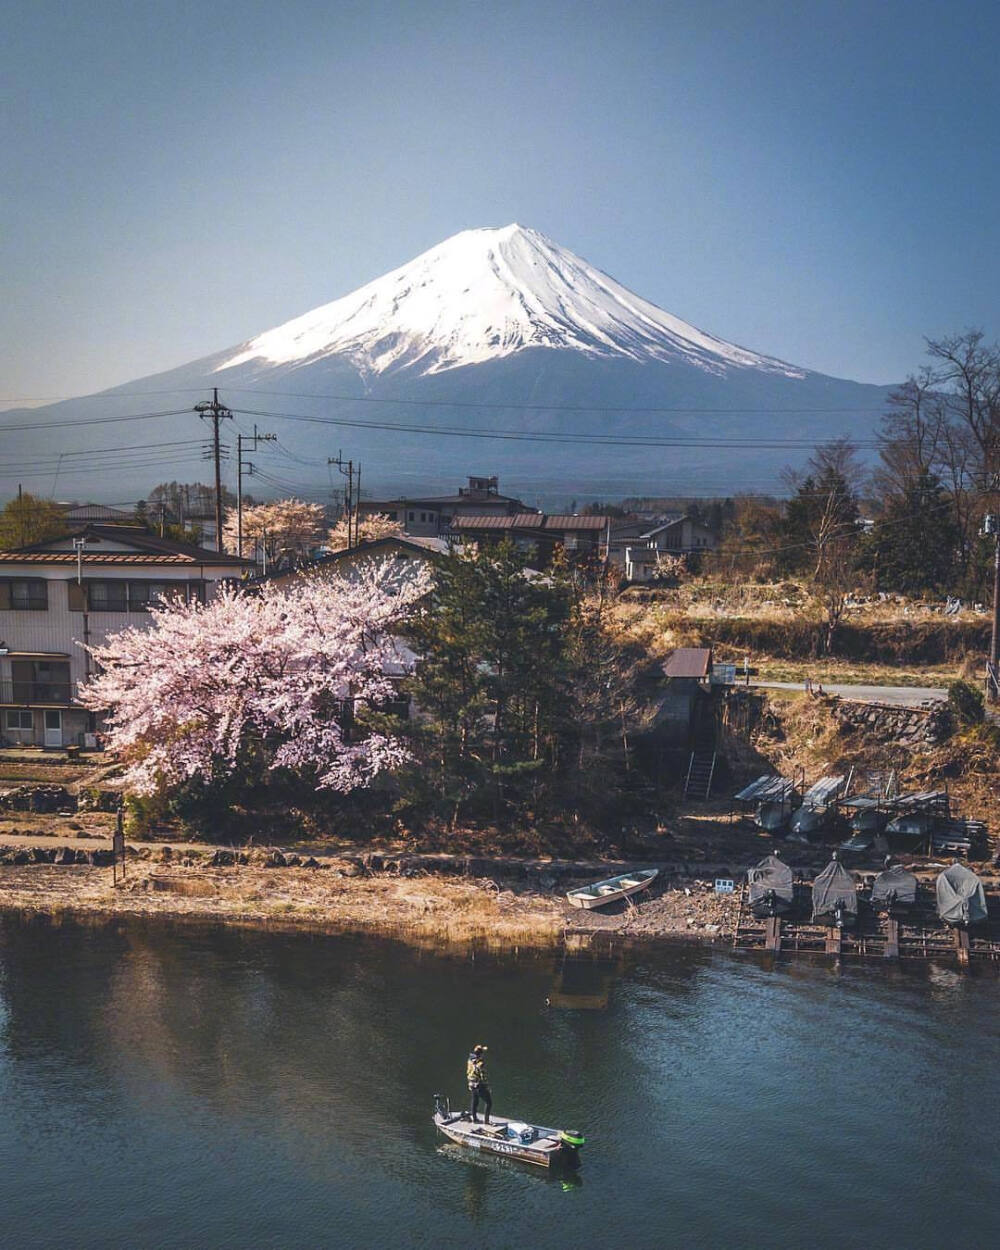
[788,775,846,840]
[885,809,936,841]
[566,868,657,910]
[935,864,988,927]
[870,864,918,913]
[842,797,891,836]
[433,1095,584,1170]
[747,854,794,918]
[811,858,858,928]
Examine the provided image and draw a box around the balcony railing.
[0,679,78,706]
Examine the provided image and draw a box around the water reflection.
[546,953,625,1010]
[1,913,999,1250]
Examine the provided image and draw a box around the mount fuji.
[2,225,895,503]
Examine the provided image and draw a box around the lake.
[0,914,996,1249]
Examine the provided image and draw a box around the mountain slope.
[1,225,895,502]
[215,224,806,382]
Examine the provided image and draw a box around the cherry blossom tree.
[327,511,404,550]
[222,499,326,566]
[78,564,430,797]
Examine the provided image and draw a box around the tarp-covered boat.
[935,864,988,927]
[870,864,918,912]
[566,868,657,910]
[747,855,794,918]
[811,858,858,927]
[433,1095,584,1169]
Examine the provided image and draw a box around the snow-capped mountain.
[1,225,895,501]
[216,224,805,382]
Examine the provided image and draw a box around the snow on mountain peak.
[215,224,806,381]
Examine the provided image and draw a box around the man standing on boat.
[467,1044,492,1124]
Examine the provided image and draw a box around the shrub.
[948,679,985,727]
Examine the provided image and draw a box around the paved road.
[752,681,946,707]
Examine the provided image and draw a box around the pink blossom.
[79,562,429,796]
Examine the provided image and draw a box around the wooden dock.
[733,883,1000,965]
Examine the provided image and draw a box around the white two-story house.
[0,525,249,748]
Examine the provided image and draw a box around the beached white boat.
[566,868,658,910]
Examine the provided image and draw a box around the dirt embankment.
[658,613,989,665]
[0,836,758,951]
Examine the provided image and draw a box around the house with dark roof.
[358,475,537,537]
[449,512,607,565]
[0,525,249,748]
[608,513,717,580]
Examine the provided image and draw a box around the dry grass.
[0,863,567,952]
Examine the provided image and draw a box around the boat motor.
[433,1093,451,1119]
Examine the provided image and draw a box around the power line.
[231,405,884,450]
[0,385,892,415]
[0,407,191,432]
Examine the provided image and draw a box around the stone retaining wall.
[831,699,952,749]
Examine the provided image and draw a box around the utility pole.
[237,425,276,558]
[17,484,24,547]
[328,452,354,548]
[354,462,362,548]
[194,388,233,552]
[985,511,1000,700]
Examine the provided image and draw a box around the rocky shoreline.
[0,840,742,952]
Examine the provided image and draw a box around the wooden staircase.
[684,750,717,800]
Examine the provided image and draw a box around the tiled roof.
[450,514,606,532]
[14,524,248,566]
[0,552,218,565]
[543,515,608,530]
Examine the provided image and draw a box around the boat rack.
[732,880,1000,966]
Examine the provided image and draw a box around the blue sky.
[3,0,998,401]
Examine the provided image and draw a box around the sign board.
[714,879,735,894]
[710,664,737,686]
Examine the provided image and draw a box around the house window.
[408,511,415,522]
[5,709,33,731]
[87,581,128,611]
[10,579,48,610]
[128,581,183,611]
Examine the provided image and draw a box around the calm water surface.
[0,914,997,1250]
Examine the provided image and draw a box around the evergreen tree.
[405,541,572,825]
[863,471,960,595]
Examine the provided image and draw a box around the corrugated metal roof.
[803,775,846,806]
[734,774,797,803]
[663,647,712,679]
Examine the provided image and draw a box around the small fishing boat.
[811,857,858,928]
[747,854,795,918]
[885,809,936,842]
[785,774,846,841]
[841,796,891,837]
[433,1095,584,1169]
[566,868,657,910]
[935,864,988,928]
[870,864,918,913]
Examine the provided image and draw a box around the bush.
[948,679,985,727]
